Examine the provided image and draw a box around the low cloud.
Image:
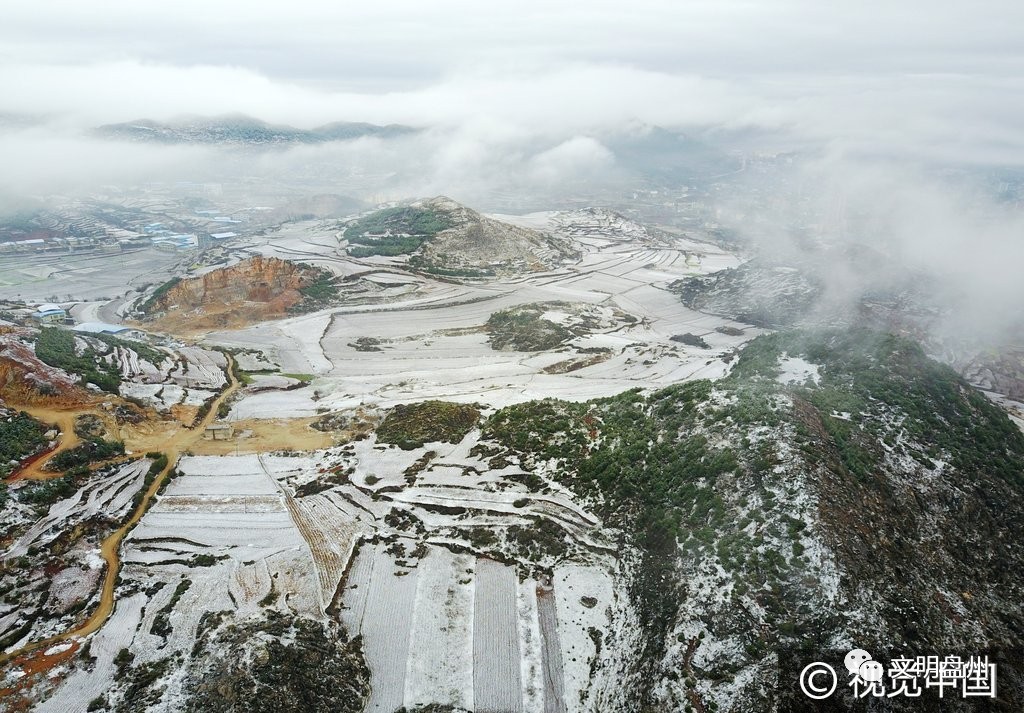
[716,153,1024,349]
[3,57,1024,167]
[3,1,1024,353]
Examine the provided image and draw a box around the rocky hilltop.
[416,196,578,275]
[343,196,578,277]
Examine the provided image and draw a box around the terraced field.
[211,209,753,417]
[4,208,750,711]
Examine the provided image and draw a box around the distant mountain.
[0,111,44,131]
[92,115,417,146]
[602,124,741,182]
[264,194,366,223]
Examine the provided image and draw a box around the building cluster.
[0,302,151,342]
[1,195,255,256]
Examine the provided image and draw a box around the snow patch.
[776,353,821,386]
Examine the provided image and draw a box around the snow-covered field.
[553,563,616,709]
[30,210,746,712]
[211,209,753,418]
[31,423,625,711]
[341,543,420,713]
[34,594,148,713]
[474,558,524,712]
[404,548,475,710]
[776,353,821,386]
[5,459,150,560]
[114,344,228,414]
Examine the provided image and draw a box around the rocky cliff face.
[149,256,308,313]
[141,256,333,330]
[0,332,90,406]
[963,348,1024,402]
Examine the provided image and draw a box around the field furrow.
[474,558,524,713]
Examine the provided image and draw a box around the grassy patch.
[486,305,573,352]
[281,373,314,383]
[344,206,452,258]
[376,401,480,449]
[34,327,122,392]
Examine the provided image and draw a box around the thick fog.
[2,1,1024,348]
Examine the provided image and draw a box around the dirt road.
[7,407,86,482]
[0,355,240,665]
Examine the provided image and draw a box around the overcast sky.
[2,1,1024,164]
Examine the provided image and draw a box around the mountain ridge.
[91,114,417,146]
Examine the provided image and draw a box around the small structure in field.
[204,423,234,440]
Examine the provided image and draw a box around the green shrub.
[0,411,49,476]
[486,307,572,352]
[376,401,480,449]
[344,206,452,257]
[49,438,125,471]
[34,328,122,393]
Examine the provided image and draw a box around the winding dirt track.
[7,408,84,482]
[0,356,240,665]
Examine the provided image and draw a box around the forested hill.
[480,329,1024,711]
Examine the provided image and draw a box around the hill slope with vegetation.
[479,329,1024,711]
[343,197,577,278]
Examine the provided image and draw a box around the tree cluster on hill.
[0,410,49,476]
[182,612,369,713]
[376,400,480,450]
[137,277,181,314]
[485,307,573,352]
[48,437,125,471]
[344,206,452,257]
[34,328,121,393]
